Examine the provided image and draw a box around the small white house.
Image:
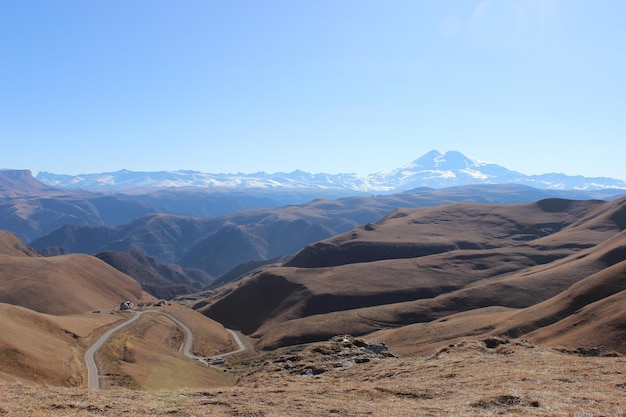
[120,300,133,310]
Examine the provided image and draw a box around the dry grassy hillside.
[0,253,153,315]
[0,232,238,388]
[0,230,154,315]
[368,246,626,357]
[0,194,625,415]
[0,303,123,385]
[95,305,236,390]
[0,230,40,257]
[200,198,626,353]
[0,337,624,416]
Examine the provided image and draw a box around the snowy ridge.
[36,150,626,192]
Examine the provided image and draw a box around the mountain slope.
[2,170,348,242]
[29,184,624,278]
[0,232,155,316]
[0,170,156,242]
[95,249,213,299]
[0,231,40,257]
[0,231,153,315]
[0,169,56,197]
[365,229,626,356]
[0,302,125,385]
[198,197,626,351]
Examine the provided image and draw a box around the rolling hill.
[0,250,152,316]
[0,230,155,384]
[0,231,239,387]
[197,197,626,353]
[29,184,625,279]
[0,230,154,315]
[0,302,123,385]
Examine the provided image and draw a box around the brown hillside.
[201,198,626,351]
[284,199,610,268]
[495,232,626,336]
[0,303,123,385]
[0,230,40,257]
[0,301,238,387]
[0,253,154,315]
[96,307,235,390]
[29,185,615,277]
[527,289,626,353]
[255,228,626,350]
[368,258,626,357]
[1,338,625,416]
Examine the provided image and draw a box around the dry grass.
[0,303,126,386]
[96,311,234,390]
[160,303,239,357]
[0,338,624,416]
[0,253,154,315]
[202,199,626,352]
[0,302,240,389]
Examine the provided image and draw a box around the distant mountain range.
[25,183,626,280]
[36,150,626,192]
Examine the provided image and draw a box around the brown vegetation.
[0,231,236,388]
[0,253,152,315]
[200,198,626,354]
[0,303,122,385]
[0,338,624,416]
[0,195,625,416]
[95,310,234,390]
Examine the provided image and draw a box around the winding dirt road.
[85,310,247,389]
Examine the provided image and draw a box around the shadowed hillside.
[96,249,213,299]
[366,229,626,356]
[1,169,353,242]
[199,197,626,353]
[0,169,55,197]
[0,170,157,241]
[29,184,623,278]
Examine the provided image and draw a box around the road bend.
[85,310,247,389]
[221,329,246,358]
[85,311,142,389]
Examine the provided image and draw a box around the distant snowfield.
[37,150,626,192]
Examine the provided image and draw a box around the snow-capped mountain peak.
[35,150,626,192]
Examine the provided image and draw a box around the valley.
[5,0,626,409]
[0,162,625,416]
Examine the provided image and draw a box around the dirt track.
[85,310,247,389]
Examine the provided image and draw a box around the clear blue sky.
[1,0,625,180]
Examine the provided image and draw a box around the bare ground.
[1,338,624,417]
